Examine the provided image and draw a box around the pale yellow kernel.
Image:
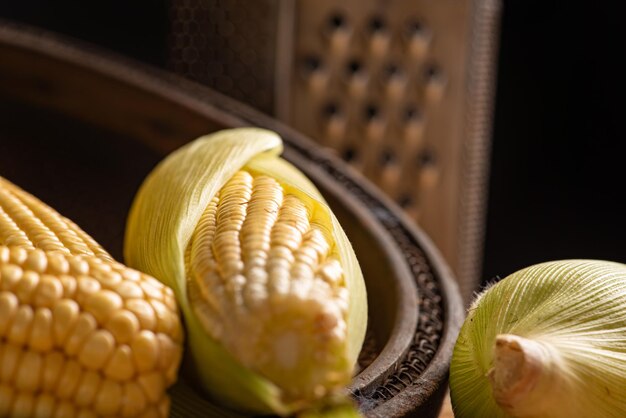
[138,371,165,403]
[104,345,135,381]
[157,333,181,384]
[155,334,177,372]
[140,280,163,301]
[7,304,34,345]
[9,247,27,264]
[47,253,70,275]
[94,379,122,416]
[89,259,111,271]
[84,290,123,324]
[138,405,161,418]
[105,310,140,344]
[35,238,65,252]
[59,275,77,298]
[121,268,141,282]
[0,264,23,291]
[73,370,101,407]
[34,274,64,307]
[11,391,35,417]
[115,281,144,299]
[162,291,177,312]
[151,299,177,335]
[76,276,101,304]
[64,313,97,356]
[68,257,89,275]
[42,351,65,392]
[93,269,122,289]
[0,291,19,335]
[319,259,343,285]
[0,246,9,263]
[56,360,82,399]
[53,400,76,418]
[15,350,42,391]
[158,396,171,418]
[76,409,98,418]
[121,381,147,417]
[3,232,30,248]
[33,393,56,418]
[126,299,157,330]
[52,299,80,346]
[78,329,115,370]
[0,384,13,416]
[131,330,159,373]
[25,249,48,272]
[143,275,165,291]
[13,270,39,304]
[28,308,54,352]
[1,343,22,383]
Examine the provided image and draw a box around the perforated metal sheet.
[168,0,500,302]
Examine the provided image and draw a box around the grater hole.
[365,104,380,121]
[385,64,400,78]
[379,149,396,166]
[385,64,401,78]
[406,20,425,37]
[398,194,414,209]
[404,106,422,122]
[417,149,436,167]
[342,147,358,162]
[303,55,322,73]
[347,59,363,76]
[425,64,442,82]
[368,16,387,33]
[323,102,341,118]
[328,13,348,30]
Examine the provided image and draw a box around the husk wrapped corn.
[124,128,368,416]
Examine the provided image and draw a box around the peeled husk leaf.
[450,259,626,418]
[124,128,367,416]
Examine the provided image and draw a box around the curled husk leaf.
[124,128,367,416]
[450,259,626,418]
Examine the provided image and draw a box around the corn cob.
[125,128,367,416]
[0,177,112,262]
[0,177,183,417]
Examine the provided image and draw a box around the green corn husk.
[124,128,367,416]
[450,259,626,418]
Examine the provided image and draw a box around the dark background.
[1,1,625,284]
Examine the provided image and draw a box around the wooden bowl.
[0,22,463,418]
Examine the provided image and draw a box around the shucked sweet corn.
[125,128,367,416]
[0,177,183,418]
[188,170,351,401]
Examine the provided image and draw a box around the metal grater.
[168,0,500,303]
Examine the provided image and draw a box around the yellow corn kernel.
[104,345,136,381]
[121,381,148,417]
[94,379,122,416]
[73,371,101,407]
[29,308,55,352]
[0,246,182,417]
[33,392,56,418]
